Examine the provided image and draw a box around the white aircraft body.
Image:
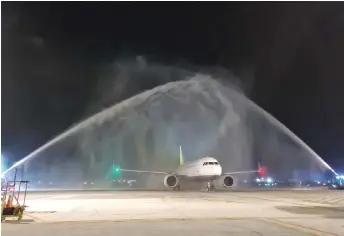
[120,146,264,191]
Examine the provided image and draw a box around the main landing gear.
[173,185,181,191]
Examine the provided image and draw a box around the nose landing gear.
[206,181,215,192]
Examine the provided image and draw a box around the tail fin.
[179,146,184,166]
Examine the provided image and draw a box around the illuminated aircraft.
[120,146,266,191]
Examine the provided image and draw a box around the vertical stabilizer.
[179,146,184,166]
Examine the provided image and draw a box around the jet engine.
[223,175,235,187]
[164,174,179,188]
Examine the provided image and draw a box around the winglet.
[179,146,184,166]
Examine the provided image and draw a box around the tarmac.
[1,189,344,236]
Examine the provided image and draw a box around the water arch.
[5,75,335,188]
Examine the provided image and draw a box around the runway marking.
[34,216,324,225]
[230,194,316,207]
[43,217,241,225]
[26,211,56,214]
[262,218,340,236]
[233,194,341,208]
[23,214,44,223]
[303,197,344,205]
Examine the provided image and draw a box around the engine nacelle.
[223,175,235,187]
[164,174,179,188]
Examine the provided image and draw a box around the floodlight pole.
[14,168,17,182]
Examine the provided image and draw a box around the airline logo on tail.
[179,146,184,166]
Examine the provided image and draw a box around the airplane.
[120,146,266,191]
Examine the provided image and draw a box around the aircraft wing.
[119,169,169,175]
[118,146,188,176]
[222,162,267,176]
[119,169,188,178]
[222,170,259,175]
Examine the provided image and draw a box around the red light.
[258,167,267,176]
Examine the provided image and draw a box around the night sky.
[2,2,344,171]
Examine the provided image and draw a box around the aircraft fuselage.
[175,157,222,181]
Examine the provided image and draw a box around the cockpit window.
[203,161,219,165]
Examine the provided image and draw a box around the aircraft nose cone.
[217,166,222,175]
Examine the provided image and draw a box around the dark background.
[2,2,344,171]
